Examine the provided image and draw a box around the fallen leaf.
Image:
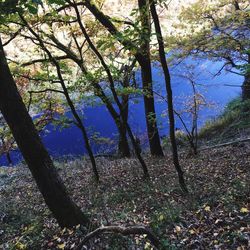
[57,243,65,249]
[175,225,181,233]
[240,207,249,213]
[204,206,211,212]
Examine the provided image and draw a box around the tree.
[11,4,132,158]
[0,37,89,228]
[173,64,209,155]
[167,0,250,100]
[19,13,100,181]
[8,1,150,176]
[83,0,164,156]
[150,0,188,193]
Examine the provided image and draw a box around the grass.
[199,97,250,140]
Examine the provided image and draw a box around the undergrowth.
[199,97,250,140]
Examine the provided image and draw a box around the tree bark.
[0,37,89,227]
[6,151,12,166]
[150,1,188,192]
[138,0,164,156]
[93,84,131,157]
[242,74,250,101]
[118,65,131,157]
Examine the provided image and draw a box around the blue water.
[0,58,243,166]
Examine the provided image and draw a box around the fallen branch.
[200,137,250,151]
[77,225,161,249]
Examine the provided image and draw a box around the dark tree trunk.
[6,151,12,166]
[150,1,188,192]
[242,74,250,101]
[93,84,131,157]
[140,60,164,156]
[93,84,149,177]
[0,38,89,227]
[242,54,250,101]
[118,128,130,157]
[118,65,131,157]
[138,0,164,156]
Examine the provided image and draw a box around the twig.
[200,137,250,151]
[77,225,161,250]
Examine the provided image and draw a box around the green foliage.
[199,97,250,139]
[47,0,64,5]
[167,0,250,77]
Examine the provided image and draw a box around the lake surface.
[0,58,243,166]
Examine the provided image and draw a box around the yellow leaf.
[67,229,74,235]
[204,206,210,211]
[240,207,249,213]
[15,242,27,250]
[159,214,164,221]
[57,243,65,249]
[145,242,152,249]
[189,229,195,234]
[175,225,181,233]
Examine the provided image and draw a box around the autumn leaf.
[175,225,181,233]
[204,206,211,212]
[57,243,65,249]
[240,207,249,213]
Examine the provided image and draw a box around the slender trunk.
[242,74,250,101]
[191,80,198,155]
[6,151,12,166]
[141,59,164,156]
[19,15,99,181]
[0,37,89,227]
[72,107,99,182]
[242,54,250,101]
[118,66,131,157]
[138,0,164,156]
[93,82,131,157]
[150,1,188,192]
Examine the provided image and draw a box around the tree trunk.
[242,74,250,101]
[150,1,188,192]
[6,151,12,166]
[118,65,131,157]
[118,124,130,157]
[138,0,164,156]
[94,85,130,158]
[0,37,89,228]
[242,53,250,101]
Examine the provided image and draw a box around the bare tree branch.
[77,225,161,250]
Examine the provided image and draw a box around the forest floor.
[0,142,250,250]
[0,142,250,249]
